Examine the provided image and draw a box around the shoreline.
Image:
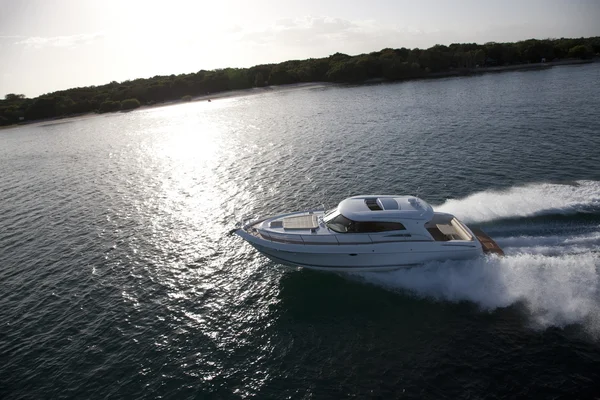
[427,58,595,79]
[0,83,336,129]
[1,58,596,130]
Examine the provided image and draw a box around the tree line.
[1,37,598,126]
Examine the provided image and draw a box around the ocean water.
[1,63,600,399]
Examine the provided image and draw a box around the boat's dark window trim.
[352,221,406,233]
[365,198,382,211]
[379,198,399,210]
[327,215,406,233]
[326,214,355,233]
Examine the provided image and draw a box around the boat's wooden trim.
[470,227,504,256]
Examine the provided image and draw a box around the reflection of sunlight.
[163,121,220,162]
[97,95,276,397]
[129,100,242,275]
[146,103,228,162]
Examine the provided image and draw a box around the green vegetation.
[99,100,120,113]
[1,37,598,126]
[120,98,141,111]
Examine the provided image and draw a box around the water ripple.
[1,64,600,399]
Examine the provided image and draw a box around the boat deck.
[470,227,504,256]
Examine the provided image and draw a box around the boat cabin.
[324,195,473,241]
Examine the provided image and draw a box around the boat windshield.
[325,214,355,233]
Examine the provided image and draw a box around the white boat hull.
[236,229,482,272]
[231,195,503,272]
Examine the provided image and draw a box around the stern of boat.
[469,227,504,256]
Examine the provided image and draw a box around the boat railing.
[257,230,309,245]
[252,229,418,246]
[257,230,344,245]
[237,215,268,230]
[303,203,326,213]
[237,203,325,229]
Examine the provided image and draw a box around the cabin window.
[365,198,382,211]
[379,198,399,210]
[326,214,355,233]
[351,221,406,233]
[326,215,406,233]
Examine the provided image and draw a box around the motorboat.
[231,195,503,272]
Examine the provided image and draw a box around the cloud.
[226,25,244,34]
[238,16,444,53]
[15,32,104,48]
[242,16,370,45]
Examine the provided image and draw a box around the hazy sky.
[1,0,599,97]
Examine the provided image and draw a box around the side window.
[355,221,406,233]
[327,214,356,233]
[380,222,406,231]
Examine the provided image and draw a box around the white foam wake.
[497,231,600,257]
[357,253,600,333]
[435,180,600,223]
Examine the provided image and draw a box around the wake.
[359,180,600,333]
[435,180,600,223]
[496,231,600,257]
[358,253,600,331]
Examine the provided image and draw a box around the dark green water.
[1,63,600,399]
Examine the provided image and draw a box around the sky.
[1,0,599,98]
